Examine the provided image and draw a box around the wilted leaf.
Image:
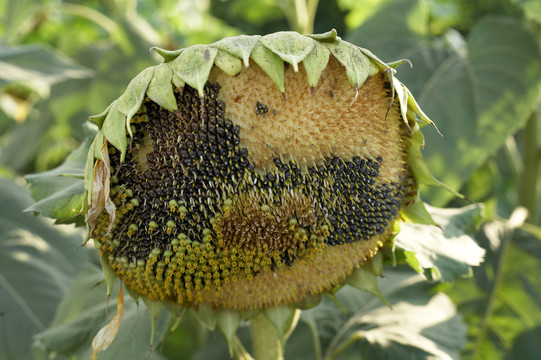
[87,139,115,234]
[91,286,124,360]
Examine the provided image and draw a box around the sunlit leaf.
[396,204,486,282]
[289,270,467,360]
[448,213,541,360]
[0,43,92,96]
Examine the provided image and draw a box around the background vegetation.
[1,0,540,359]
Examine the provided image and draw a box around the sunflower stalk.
[278,0,319,34]
[251,313,285,360]
[232,336,255,360]
[518,109,539,221]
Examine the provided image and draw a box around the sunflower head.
[84,30,436,344]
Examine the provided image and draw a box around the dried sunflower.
[83,30,445,358]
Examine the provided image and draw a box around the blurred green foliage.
[1,0,541,359]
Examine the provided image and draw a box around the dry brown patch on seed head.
[216,188,317,254]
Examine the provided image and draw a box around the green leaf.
[260,32,315,72]
[346,267,390,308]
[34,266,170,360]
[391,76,411,128]
[395,204,486,282]
[150,47,184,62]
[0,43,92,96]
[401,195,436,225]
[89,102,114,129]
[507,326,541,360]
[513,0,541,26]
[407,130,463,198]
[263,305,297,340]
[0,178,92,360]
[215,309,242,355]
[2,0,39,43]
[0,114,51,173]
[25,132,95,224]
[448,212,541,359]
[347,7,541,205]
[192,304,217,331]
[290,270,467,360]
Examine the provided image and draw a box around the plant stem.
[518,109,539,221]
[233,336,255,360]
[278,0,319,34]
[504,136,523,179]
[251,313,284,360]
[306,320,322,360]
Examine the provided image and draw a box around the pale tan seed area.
[208,56,408,183]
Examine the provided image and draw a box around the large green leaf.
[448,213,541,360]
[34,266,171,360]
[0,178,92,360]
[507,326,541,360]
[396,204,486,282]
[346,1,541,205]
[290,270,467,360]
[0,43,92,96]
[0,114,51,173]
